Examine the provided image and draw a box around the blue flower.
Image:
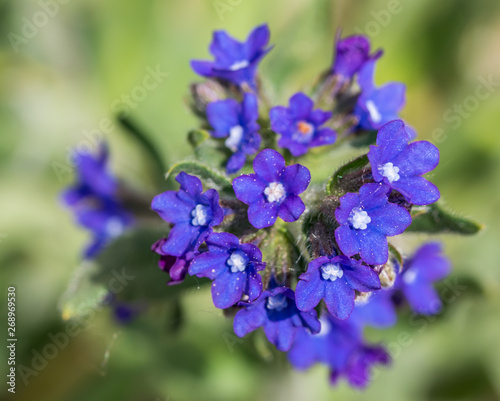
[350,289,397,329]
[62,143,117,206]
[151,238,198,285]
[295,254,380,320]
[354,59,409,132]
[335,183,412,265]
[74,206,132,258]
[270,92,336,157]
[233,148,311,228]
[207,93,261,174]
[62,144,132,258]
[151,172,224,257]
[190,24,272,88]
[396,242,451,315]
[331,34,382,81]
[368,120,440,205]
[189,232,265,309]
[288,313,390,389]
[233,286,320,351]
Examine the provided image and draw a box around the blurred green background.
[1,0,500,400]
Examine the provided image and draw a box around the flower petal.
[343,264,381,292]
[390,176,440,206]
[335,225,361,257]
[356,229,389,265]
[295,273,325,311]
[233,174,266,204]
[289,93,314,120]
[233,302,266,337]
[248,199,279,228]
[212,271,245,309]
[162,223,203,257]
[253,148,285,183]
[282,164,311,195]
[324,279,355,319]
[278,195,305,223]
[151,191,193,224]
[188,251,229,279]
[206,99,240,137]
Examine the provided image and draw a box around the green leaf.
[59,261,108,322]
[408,203,483,235]
[165,160,233,193]
[350,130,378,148]
[326,154,369,195]
[92,226,210,302]
[187,129,210,148]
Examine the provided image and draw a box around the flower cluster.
[61,23,473,392]
[148,24,449,389]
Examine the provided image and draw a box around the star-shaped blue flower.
[368,120,440,205]
[232,148,311,229]
[288,313,390,389]
[189,232,265,309]
[62,144,133,259]
[270,92,336,157]
[331,34,382,81]
[151,172,224,257]
[190,24,272,88]
[233,286,320,352]
[354,59,408,132]
[396,242,451,315]
[295,254,380,320]
[335,183,412,265]
[207,93,261,174]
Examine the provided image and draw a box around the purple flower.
[354,60,407,132]
[350,289,397,329]
[62,144,133,259]
[233,286,320,351]
[207,93,261,174]
[151,172,224,257]
[151,238,197,285]
[189,232,265,309]
[288,313,390,389]
[295,254,380,320]
[232,149,311,229]
[190,24,272,88]
[269,92,336,157]
[368,120,440,205]
[335,183,412,265]
[397,242,451,315]
[331,34,382,81]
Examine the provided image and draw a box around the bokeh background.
[1,0,500,400]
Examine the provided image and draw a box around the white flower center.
[403,269,418,284]
[225,125,244,152]
[264,182,286,203]
[229,60,249,71]
[321,263,344,281]
[315,316,331,337]
[266,294,288,312]
[191,204,209,226]
[379,162,400,183]
[366,100,382,123]
[227,251,248,273]
[105,218,124,238]
[349,208,371,230]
